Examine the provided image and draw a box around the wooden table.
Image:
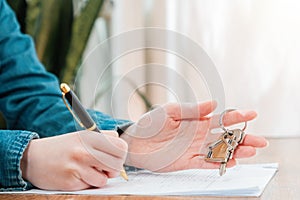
[1,137,300,200]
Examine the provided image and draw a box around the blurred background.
[7,0,300,137]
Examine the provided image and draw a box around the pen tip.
[120,170,129,181]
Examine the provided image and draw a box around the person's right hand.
[20,130,128,191]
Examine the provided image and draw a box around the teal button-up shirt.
[0,0,128,191]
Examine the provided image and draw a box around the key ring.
[219,109,247,132]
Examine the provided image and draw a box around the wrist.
[20,140,31,181]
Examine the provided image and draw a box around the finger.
[233,146,256,158]
[165,101,217,120]
[183,156,237,170]
[79,167,108,188]
[71,142,126,173]
[59,176,91,191]
[88,148,126,172]
[225,159,237,168]
[241,134,268,147]
[209,110,257,129]
[200,159,237,169]
[106,170,120,178]
[101,130,118,138]
[78,131,128,158]
[72,145,126,172]
[94,166,120,178]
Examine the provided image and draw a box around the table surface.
[1,137,300,200]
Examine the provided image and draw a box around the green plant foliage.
[6,0,27,33]
[62,0,104,84]
[25,0,40,37]
[7,0,104,84]
[32,0,73,77]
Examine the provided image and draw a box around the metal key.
[205,128,245,175]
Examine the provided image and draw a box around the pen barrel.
[65,90,100,132]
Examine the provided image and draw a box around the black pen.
[60,83,128,181]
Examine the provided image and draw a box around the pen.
[60,83,128,181]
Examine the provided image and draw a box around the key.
[205,129,245,175]
[219,129,244,175]
[205,132,233,175]
[219,162,227,176]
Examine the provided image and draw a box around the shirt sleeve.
[0,0,130,191]
[0,130,39,191]
[0,0,76,136]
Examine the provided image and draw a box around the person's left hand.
[121,101,267,172]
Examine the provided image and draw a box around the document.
[8,163,278,197]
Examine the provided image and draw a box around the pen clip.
[62,92,85,128]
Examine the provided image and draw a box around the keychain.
[205,109,246,175]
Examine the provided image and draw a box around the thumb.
[101,130,119,138]
[165,101,217,120]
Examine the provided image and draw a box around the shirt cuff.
[0,130,39,191]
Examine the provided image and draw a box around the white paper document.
[8,163,278,197]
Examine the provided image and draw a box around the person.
[0,0,267,191]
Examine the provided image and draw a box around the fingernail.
[265,139,269,147]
